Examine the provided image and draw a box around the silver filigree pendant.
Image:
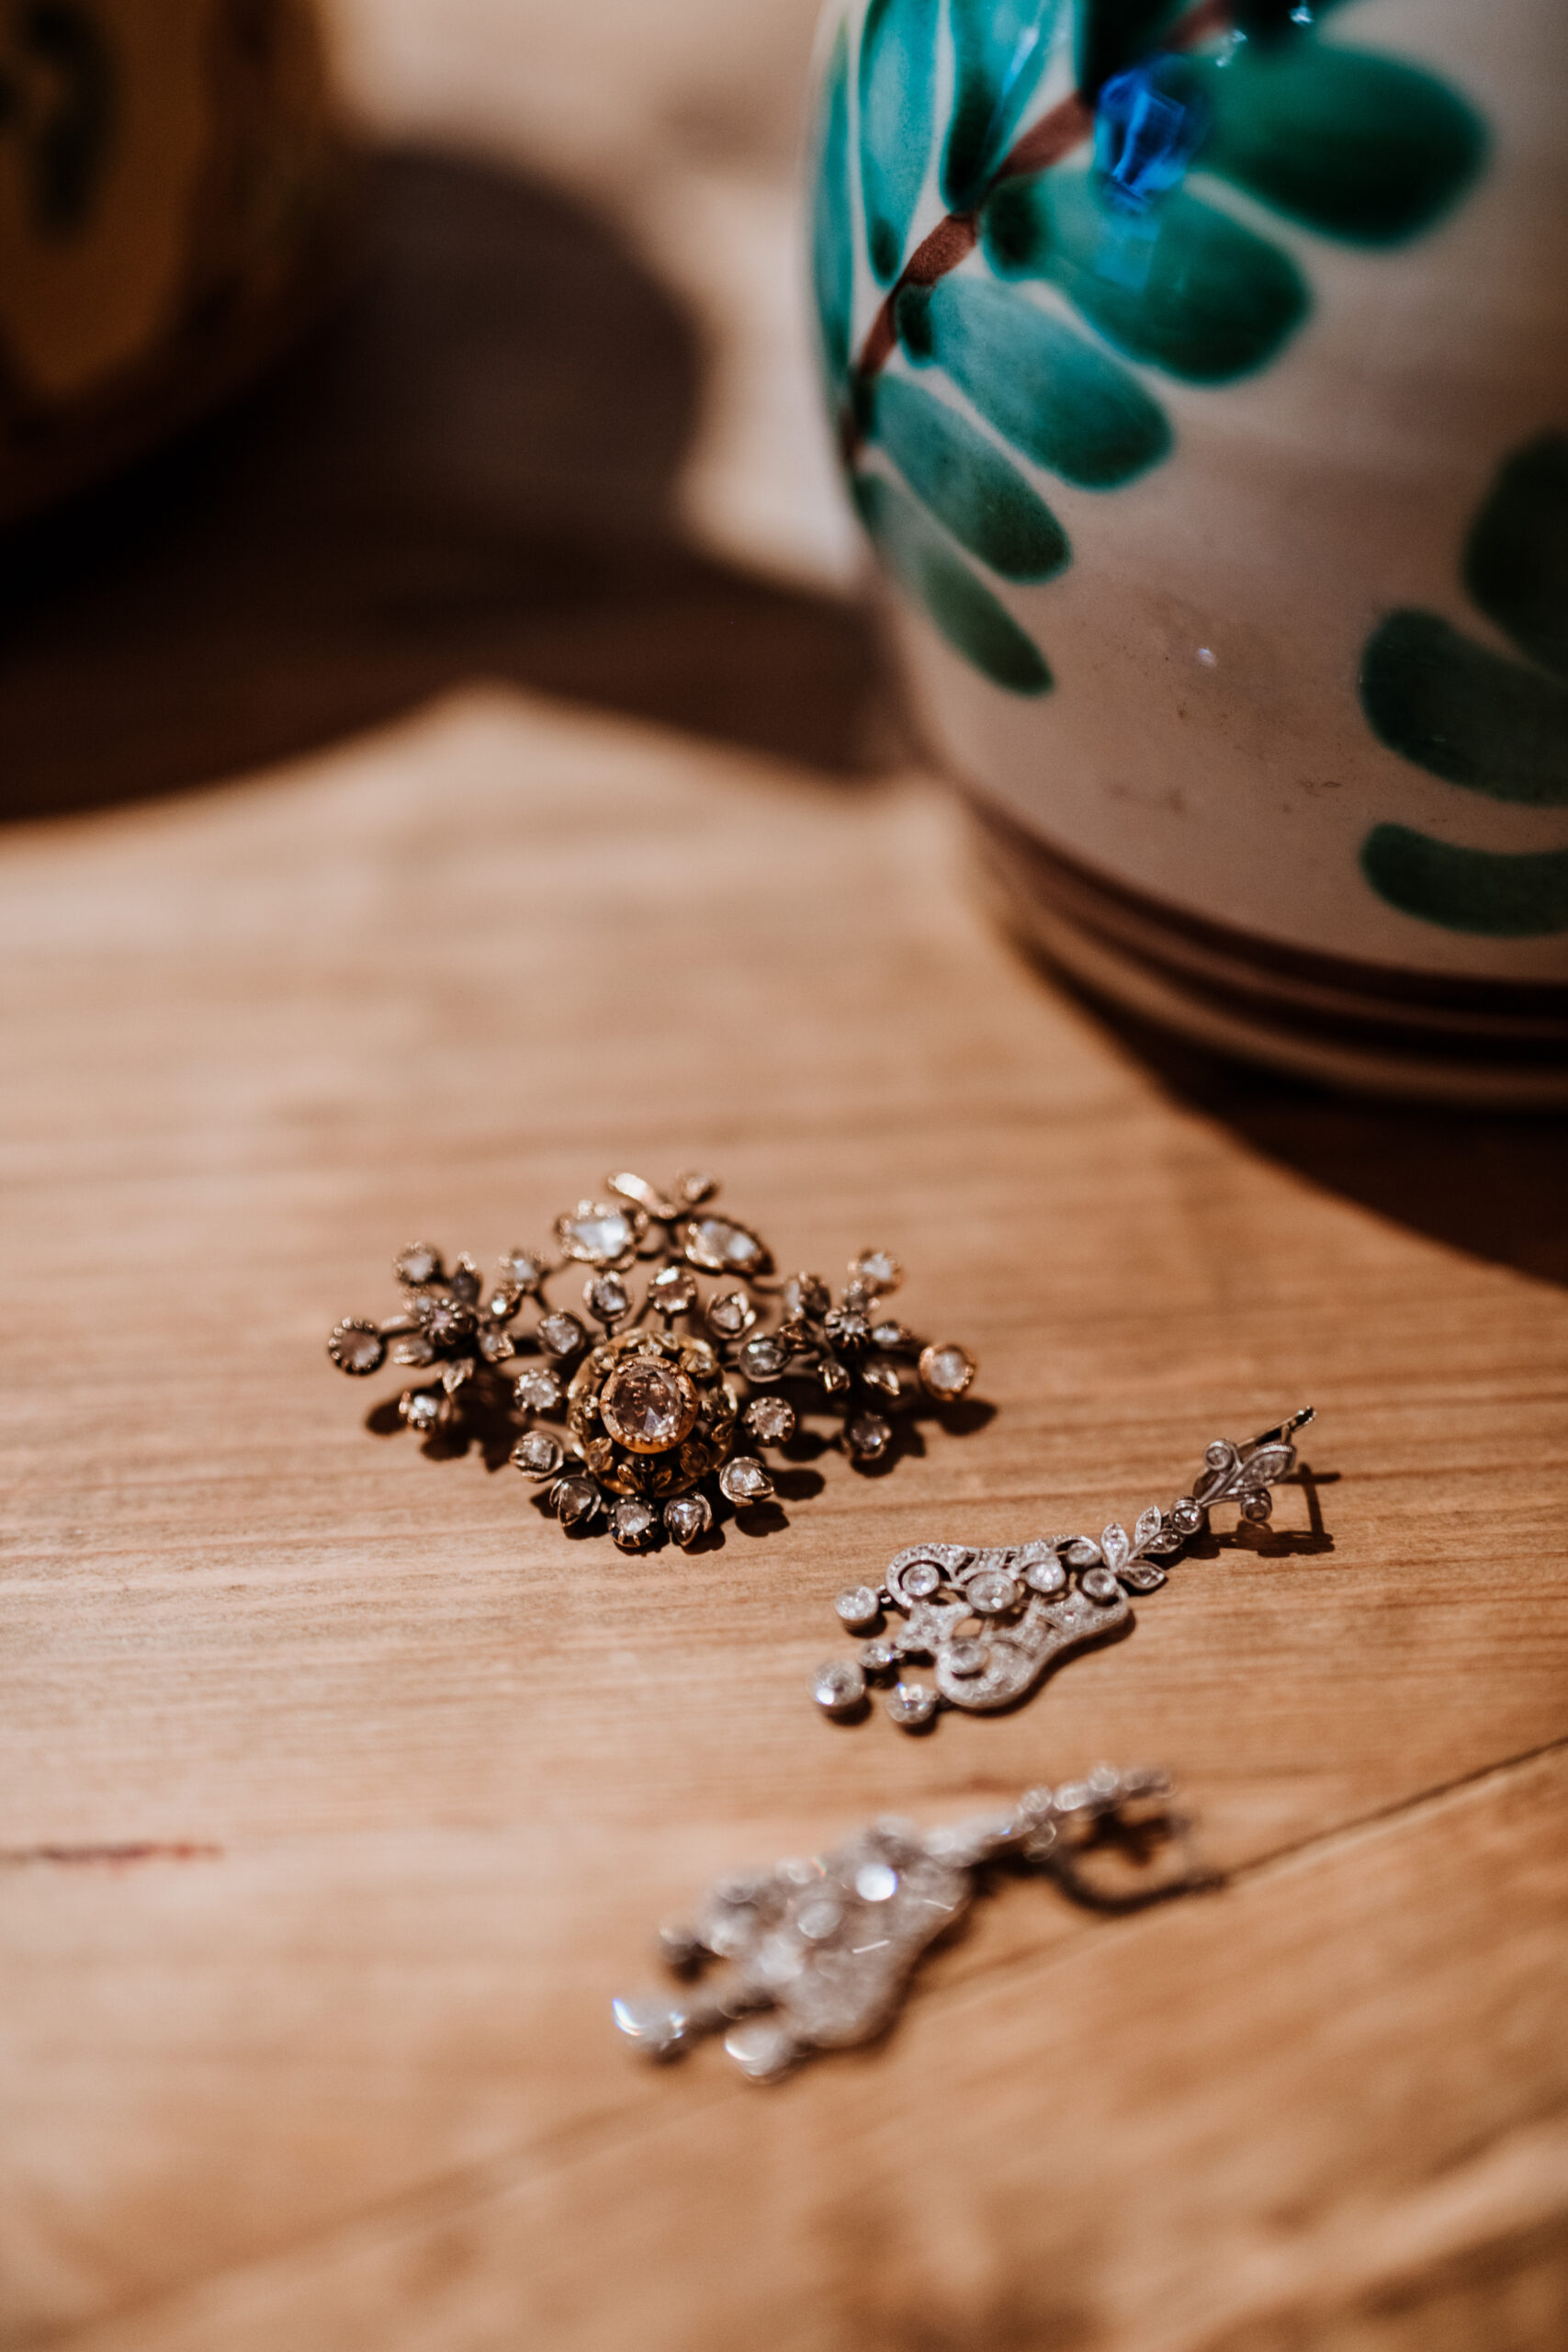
[812,1410,1316,1729]
[328,1170,978,1549]
[615,1766,1202,2081]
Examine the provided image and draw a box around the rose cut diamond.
[513,1367,562,1412]
[612,1498,658,1550]
[834,1586,882,1629]
[723,2017,798,2082]
[585,1272,631,1323]
[420,1295,476,1345]
[919,1341,976,1401]
[612,1995,686,2056]
[966,1567,1021,1615]
[812,1659,866,1715]
[329,1319,385,1375]
[847,1413,893,1462]
[719,1455,773,1506]
[512,1430,563,1479]
[784,1272,829,1318]
[663,1493,712,1547]
[600,1358,698,1453]
[649,1265,698,1314]
[558,1203,640,1265]
[852,1250,902,1293]
[706,1289,753,1336]
[394,1245,441,1286]
[886,1681,939,1729]
[682,1216,765,1275]
[552,1476,601,1527]
[744,1396,795,1444]
[538,1312,586,1358]
[497,1250,547,1290]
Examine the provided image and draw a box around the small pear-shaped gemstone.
[682,1216,765,1275]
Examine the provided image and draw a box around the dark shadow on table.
[0,146,897,824]
[9,142,1561,1295]
[1058,978,1568,1288]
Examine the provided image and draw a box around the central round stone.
[599,1357,699,1454]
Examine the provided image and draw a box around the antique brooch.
[811,1409,1315,1728]
[614,1764,1203,2081]
[327,1170,977,1550]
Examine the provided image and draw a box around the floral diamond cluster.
[328,1171,977,1551]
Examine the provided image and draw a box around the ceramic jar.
[0,0,352,526]
[809,0,1568,1101]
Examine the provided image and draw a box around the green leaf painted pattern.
[1190,41,1485,246]
[1464,435,1568,678]
[897,274,1169,487]
[812,27,854,387]
[859,0,940,285]
[1361,831,1568,940]
[1360,613,1568,807]
[854,473,1054,693]
[871,374,1071,577]
[1359,434,1568,934]
[942,0,1062,212]
[983,168,1310,383]
[818,0,1486,708]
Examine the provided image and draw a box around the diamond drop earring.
[811,1409,1317,1728]
[614,1764,1206,2081]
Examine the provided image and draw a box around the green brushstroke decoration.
[942,0,1062,213]
[859,0,940,285]
[1361,830,1568,939]
[1463,434,1568,678]
[896,274,1170,487]
[1360,613,1568,806]
[983,168,1310,384]
[812,26,854,387]
[1190,40,1485,246]
[853,473,1054,693]
[1359,434,1568,933]
[870,375,1071,579]
[818,0,1486,700]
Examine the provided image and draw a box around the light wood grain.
[2,684,1567,2350]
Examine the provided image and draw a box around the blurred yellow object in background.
[0,0,353,523]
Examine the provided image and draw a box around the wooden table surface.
[4,16,1568,2347]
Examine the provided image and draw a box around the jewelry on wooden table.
[614,1765,1205,2082]
[328,1170,978,1551]
[812,1408,1316,1730]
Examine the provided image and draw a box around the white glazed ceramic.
[809,0,1568,1099]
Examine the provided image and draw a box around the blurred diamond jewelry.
[614,1764,1202,2081]
[328,1170,978,1550]
[812,1409,1315,1729]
